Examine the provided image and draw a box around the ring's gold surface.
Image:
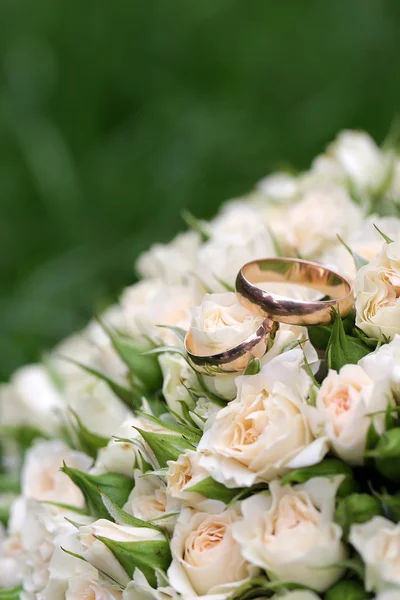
[236,258,354,326]
[184,318,277,375]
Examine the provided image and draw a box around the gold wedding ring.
[185,318,277,375]
[236,258,354,326]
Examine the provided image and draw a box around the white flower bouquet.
[2,130,400,600]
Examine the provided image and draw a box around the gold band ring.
[184,318,277,375]
[236,258,354,326]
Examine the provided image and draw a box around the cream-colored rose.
[0,364,63,436]
[159,353,197,416]
[312,130,393,197]
[168,507,259,599]
[280,183,362,260]
[19,500,91,596]
[198,350,328,488]
[78,519,166,587]
[66,378,131,438]
[136,231,201,284]
[321,215,400,282]
[41,530,122,600]
[355,239,400,340]
[92,415,169,477]
[22,439,92,506]
[189,292,266,365]
[257,171,298,203]
[360,334,400,401]
[308,363,392,465]
[123,569,179,600]
[124,470,179,532]
[203,321,319,401]
[196,205,275,291]
[232,478,346,592]
[120,279,201,345]
[350,516,400,592]
[166,450,211,507]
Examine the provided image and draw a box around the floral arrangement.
[2,130,400,600]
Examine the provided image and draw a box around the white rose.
[136,231,201,284]
[159,353,197,416]
[166,450,212,508]
[281,183,362,259]
[0,364,63,435]
[232,478,346,592]
[203,321,318,401]
[123,569,179,600]
[65,378,131,438]
[374,593,400,600]
[189,292,266,362]
[349,516,400,592]
[321,215,400,282]
[40,530,122,600]
[257,171,298,203]
[196,205,275,291]
[168,506,259,599]
[312,130,392,196]
[120,279,201,345]
[18,500,90,596]
[360,334,400,401]
[198,350,328,487]
[308,362,392,465]
[78,519,166,587]
[92,416,155,477]
[355,239,400,340]
[124,470,180,532]
[22,439,92,506]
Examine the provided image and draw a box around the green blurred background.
[1,0,400,380]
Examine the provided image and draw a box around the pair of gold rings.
[185,257,354,374]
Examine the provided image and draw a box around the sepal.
[61,465,133,518]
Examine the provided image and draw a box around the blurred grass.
[1,0,400,379]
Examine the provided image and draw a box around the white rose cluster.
[2,129,400,599]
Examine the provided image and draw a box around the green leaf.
[135,412,201,443]
[42,500,89,515]
[61,466,133,519]
[365,419,380,452]
[326,309,371,371]
[368,428,400,482]
[337,235,368,271]
[230,577,317,600]
[213,276,235,292]
[329,557,365,580]
[334,493,383,538]
[374,223,394,244]
[0,585,23,600]
[307,324,332,351]
[97,535,171,588]
[244,358,261,376]
[59,356,137,408]
[374,489,400,521]
[268,226,285,257]
[0,424,49,453]
[181,209,209,241]
[68,409,109,459]
[99,324,162,392]
[280,458,355,497]
[100,492,163,531]
[0,474,20,494]
[325,579,369,600]
[353,326,379,349]
[133,428,195,468]
[185,476,243,504]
